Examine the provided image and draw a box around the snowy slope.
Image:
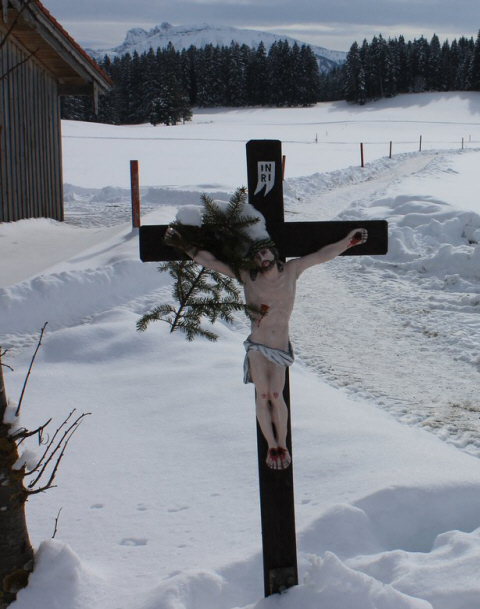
[88,22,346,71]
[2,93,480,609]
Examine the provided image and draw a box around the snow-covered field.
[2,92,480,609]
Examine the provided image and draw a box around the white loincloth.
[243,336,294,384]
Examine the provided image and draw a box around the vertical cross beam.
[246,140,298,596]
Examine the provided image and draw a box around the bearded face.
[254,248,276,272]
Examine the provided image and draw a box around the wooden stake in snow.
[130,160,141,229]
[138,139,388,597]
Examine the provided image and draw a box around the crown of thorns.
[247,239,277,258]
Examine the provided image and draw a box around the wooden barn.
[0,0,112,223]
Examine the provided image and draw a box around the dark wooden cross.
[139,139,388,597]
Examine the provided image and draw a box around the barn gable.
[0,0,112,222]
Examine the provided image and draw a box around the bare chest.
[243,268,297,315]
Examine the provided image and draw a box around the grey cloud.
[41,0,480,50]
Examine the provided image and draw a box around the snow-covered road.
[291,261,480,456]
[288,152,480,457]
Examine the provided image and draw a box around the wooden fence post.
[130,160,141,228]
[360,143,364,168]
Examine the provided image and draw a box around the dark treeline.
[62,31,480,125]
[62,40,322,125]
[343,32,480,104]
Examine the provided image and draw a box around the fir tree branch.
[138,189,265,340]
[170,265,209,333]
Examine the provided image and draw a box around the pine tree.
[428,34,442,91]
[455,36,475,90]
[411,36,429,92]
[287,42,301,105]
[440,40,452,91]
[223,42,248,106]
[395,36,410,93]
[267,41,291,106]
[128,51,145,123]
[149,43,192,125]
[360,38,374,99]
[298,44,321,105]
[383,40,398,98]
[247,42,268,105]
[196,44,224,106]
[369,35,388,99]
[344,41,366,104]
[469,30,480,90]
[180,47,197,105]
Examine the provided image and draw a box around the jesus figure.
[165,226,368,470]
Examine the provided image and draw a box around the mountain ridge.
[89,22,346,72]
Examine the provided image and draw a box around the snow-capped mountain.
[89,22,346,71]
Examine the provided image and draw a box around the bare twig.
[0,348,14,372]
[26,411,91,494]
[16,322,48,417]
[52,508,62,539]
[0,351,8,421]
[23,410,77,475]
[11,418,52,445]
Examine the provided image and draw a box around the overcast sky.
[41,0,480,52]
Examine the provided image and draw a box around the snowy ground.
[2,92,480,609]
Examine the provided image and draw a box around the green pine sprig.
[137,260,256,341]
[137,188,265,341]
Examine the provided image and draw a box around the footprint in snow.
[120,537,148,547]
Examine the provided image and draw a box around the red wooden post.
[360,142,364,168]
[130,160,141,228]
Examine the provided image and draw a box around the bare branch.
[0,350,9,421]
[23,410,77,474]
[26,411,91,494]
[0,347,14,372]
[52,508,62,539]
[16,322,48,417]
[11,418,52,445]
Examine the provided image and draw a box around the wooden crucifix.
[139,139,388,597]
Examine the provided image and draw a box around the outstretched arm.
[293,228,368,276]
[164,228,236,278]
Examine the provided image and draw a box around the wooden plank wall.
[0,32,64,222]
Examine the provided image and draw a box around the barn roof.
[1,0,112,96]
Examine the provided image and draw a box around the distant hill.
[89,22,346,72]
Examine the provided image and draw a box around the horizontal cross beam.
[139,220,388,263]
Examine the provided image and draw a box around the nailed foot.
[266,447,291,470]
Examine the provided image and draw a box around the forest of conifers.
[61,31,480,126]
